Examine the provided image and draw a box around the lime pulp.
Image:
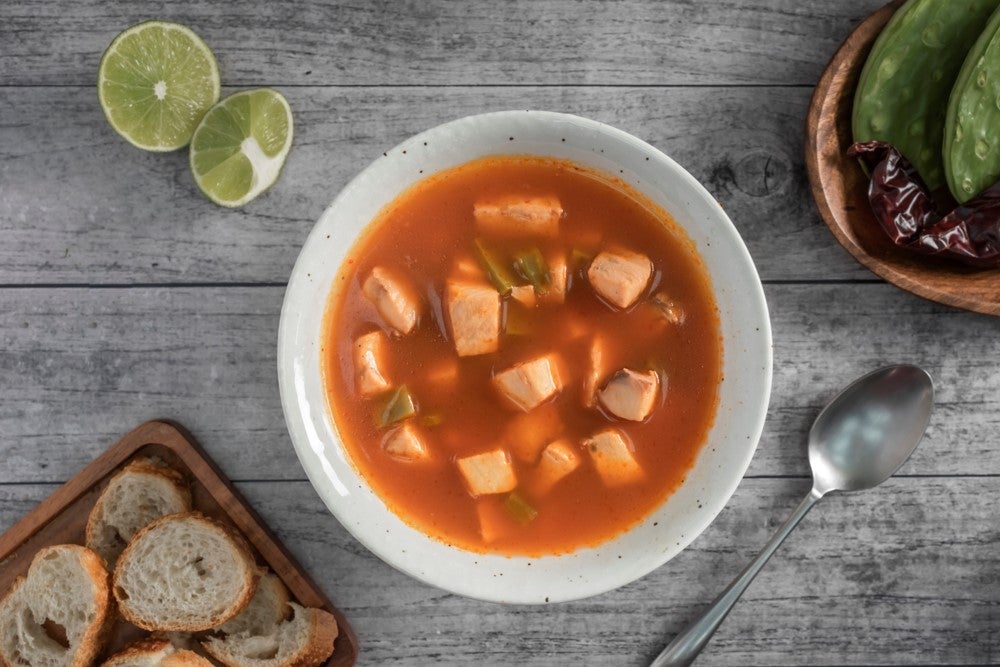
[98,21,221,152]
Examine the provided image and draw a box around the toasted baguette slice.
[218,573,291,637]
[102,637,213,667]
[114,512,262,632]
[86,457,193,567]
[0,545,113,667]
[154,633,217,663]
[202,603,338,667]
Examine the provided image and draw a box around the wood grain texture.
[2,1,998,664]
[1,283,997,483]
[3,477,997,666]
[0,1,886,87]
[0,85,866,284]
[0,420,359,666]
[805,0,1000,317]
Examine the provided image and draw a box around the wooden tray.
[804,0,1000,317]
[0,420,359,666]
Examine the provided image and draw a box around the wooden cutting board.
[0,420,359,666]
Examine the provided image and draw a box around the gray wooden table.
[2,1,998,665]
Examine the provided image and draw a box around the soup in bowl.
[278,111,771,603]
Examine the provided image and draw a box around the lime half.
[98,21,220,152]
[189,89,294,208]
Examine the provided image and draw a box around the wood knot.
[731,151,789,197]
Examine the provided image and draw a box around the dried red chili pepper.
[848,140,1000,267]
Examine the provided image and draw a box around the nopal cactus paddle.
[853,0,1000,191]
[945,6,1000,202]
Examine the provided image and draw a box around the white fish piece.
[457,449,517,496]
[445,280,501,357]
[493,354,563,411]
[532,439,581,494]
[473,194,563,238]
[587,249,652,309]
[362,266,421,335]
[598,368,659,422]
[584,429,645,486]
[353,330,391,397]
[383,422,429,461]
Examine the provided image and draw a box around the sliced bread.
[0,544,113,667]
[154,633,216,663]
[101,637,213,667]
[113,512,262,632]
[158,634,199,653]
[218,573,291,637]
[86,457,192,567]
[202,603,338,667]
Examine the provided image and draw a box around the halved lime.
[98,21,220,152]
[189,89,294,208]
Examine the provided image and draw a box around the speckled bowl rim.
[277,110,773,604]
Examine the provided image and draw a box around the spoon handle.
[649,487,824,667]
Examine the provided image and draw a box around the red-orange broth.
[323,156,722,556]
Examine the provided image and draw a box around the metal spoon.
[650,364,934,667]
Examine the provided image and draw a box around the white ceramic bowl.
[277,110,772,604]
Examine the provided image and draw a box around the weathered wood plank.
[2,477,997,665]
[0,283,996,483]
[0,1,885,87]
[0,85,864,284]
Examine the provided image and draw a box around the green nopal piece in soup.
[852,0,1000,190]
[503,491,539,524]
[374,385,418,427]
[513,247,551,294]
[474,238,516,295]
[324,156,722,556]
[945,6,1000,202]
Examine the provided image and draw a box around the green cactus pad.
[944,6,1000,202]
[853,0,1000,190]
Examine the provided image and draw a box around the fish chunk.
[383,422,429,461]
[457,449,517,496]
[474,194,562,238]
[353,330,391,397]
[582,334,610,407]
[531,439,581,494]
[504,402,564,463]
[446,280,501,357]
[493,354,563,411]
[598,368,659,422]
[651,292,685,325]
[542,253,568,304]
[584,429,644,486]
[548,255,569,303]
[510,285,537,308]
[587,249,652,309]
[476,500,511,543]
[362,266,421,335]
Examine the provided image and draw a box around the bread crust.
[113,512,262,632]
[219,573,291,636]
[0,544,113,667]
[102,637,214,667]
[201,604,338,667]
[287,607,338,667]
[71,545,116,667]
[85,457,193,568]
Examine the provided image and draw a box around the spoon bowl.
[651,364,935,667]
[809,365,934,495]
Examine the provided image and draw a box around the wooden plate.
[0,420,359,666]
[805,0,1000,316]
